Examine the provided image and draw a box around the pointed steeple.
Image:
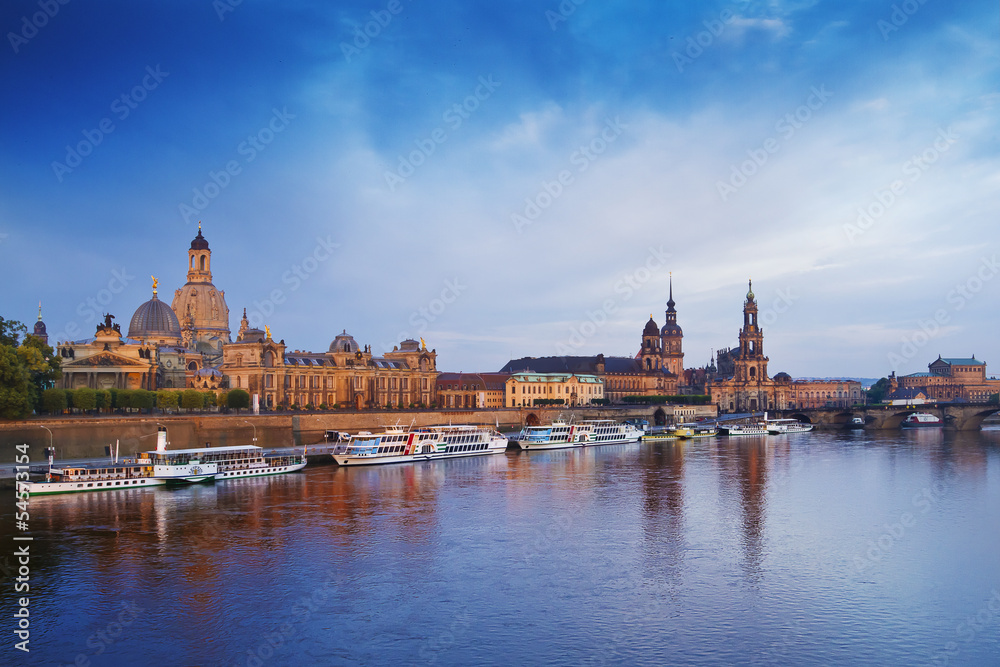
[37,301,42,321]
[666,272,676,312]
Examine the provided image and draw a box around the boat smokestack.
[156,426,168,453]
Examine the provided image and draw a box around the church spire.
[37,301,42,321]
[666,272,676,311]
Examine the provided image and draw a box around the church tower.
[734,279,768,383]
[33,303,48,345]
[659,274,684,376]
[171,223,231,357]
[640,315,661,371]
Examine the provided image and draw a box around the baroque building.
[502,277,685,402]
[221,326,438,409]
[171,224,231,360]
[891,356,1000,403]
[57,314,157,390]
[506,372,604,408]
[56,227,229,392]
[708,281,862,412]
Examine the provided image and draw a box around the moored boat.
[641,430,679,442]
[901,412,942,428]
[137,427,305,482]
[766,418,813,435]
[21,440,199,495]
[576,419,643,445]
[517,421,590,450]
[21,461,167,496]
[334,424,507,466]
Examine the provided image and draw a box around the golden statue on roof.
[265,325,271,340]
[151,275,159,295]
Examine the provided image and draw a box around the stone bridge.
[769,403,1000,431]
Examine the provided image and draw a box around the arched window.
[750,367,756,379]
[200,255,206,271]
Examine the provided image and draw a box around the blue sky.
[1,0,998,377]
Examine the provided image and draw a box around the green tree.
[181,389,204,411]
[0,318,32,419]
[74,387,97,412]
[115,389,132,411]
[95,389,111,412]
[0,316,26,347]
[157,390,179,412]
[0,344,32,419]
[867,378,891,404]
[134,390,156,412]
[227,389,250,412]
[18,335,61,411]
[216,390,229,412]
[41,388,68,414]
[204,392,217,408]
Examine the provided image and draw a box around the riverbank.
[0,406,657,462]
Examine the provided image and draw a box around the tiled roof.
[938,357,985,366]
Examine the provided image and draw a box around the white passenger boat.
[137,427,306,481]
[21,461,167,496]
[576,419,644,445]
[517,421,590,450]
[719,423,768,436]
[765,418,813,435]
[333,424,507,466]
[21,440,197,495]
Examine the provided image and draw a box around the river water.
[4,428,1000,666]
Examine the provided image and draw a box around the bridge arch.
[525,413,540,427]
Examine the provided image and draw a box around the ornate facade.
[57,315,157,390]
[502,279,685,402]
[56,228,229,392]
[891,356,1000,403]
[506,372,604,407]
[171,224,231,360]
[221,327,438,409]
[709,281,862,412]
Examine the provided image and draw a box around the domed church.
[171,223,231,359]
[55,226,231,392]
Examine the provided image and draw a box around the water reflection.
[3,432,1000,666]
[638,442,686,585]
[717,438,769,587]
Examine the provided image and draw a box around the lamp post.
[37,424,54,466]
[244,420,257,445]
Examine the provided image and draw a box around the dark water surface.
[4,429,1000,666]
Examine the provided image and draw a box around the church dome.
[129,294,181,342]
[773,372,792,383]
[190,228,210,250]
[660,322,683,336]
[643,316,659,336]
[172,284,230,343]
[329,330,360,354]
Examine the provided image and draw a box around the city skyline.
[2,1,998,377]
